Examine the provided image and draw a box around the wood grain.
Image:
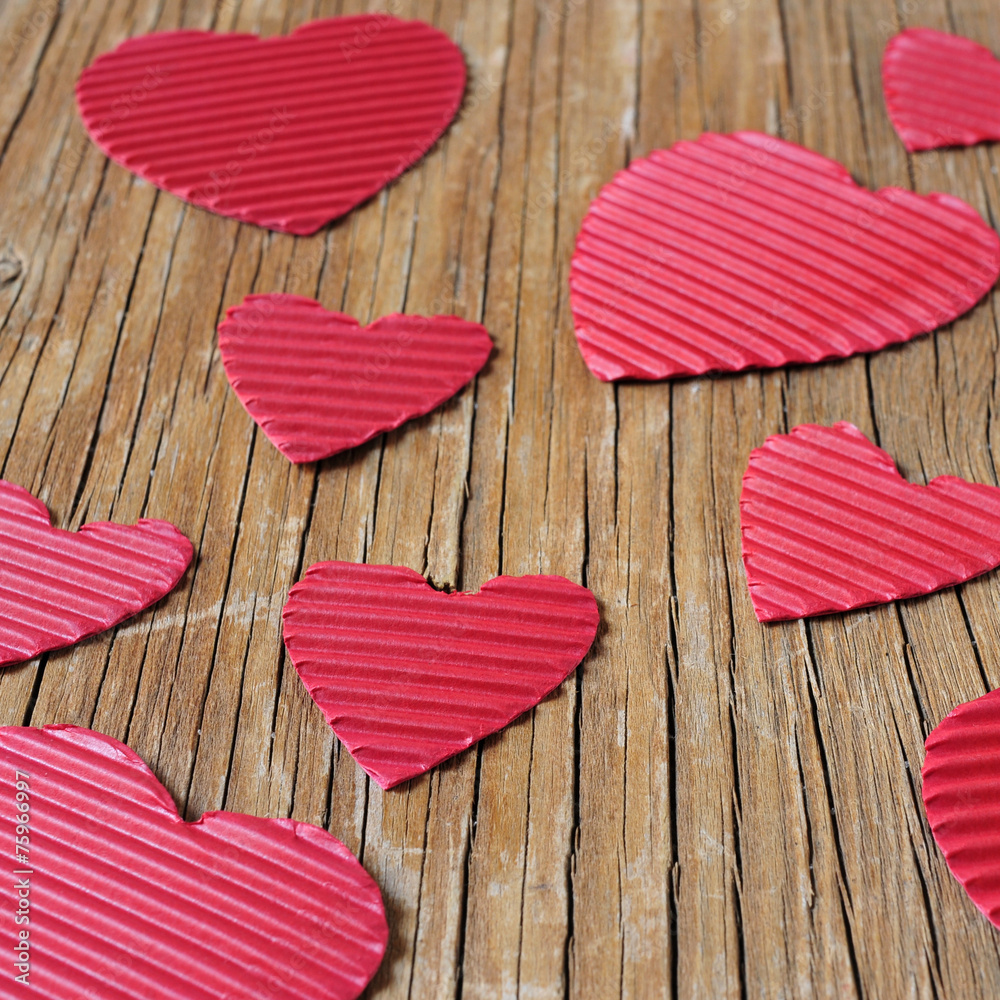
[1,0,999,996]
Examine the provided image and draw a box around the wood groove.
[0,0,999,997]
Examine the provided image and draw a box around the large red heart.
[740,422,1000,622]
[281,562,599,789]
[884,28,1000,151]
[75,16,467,235]
[569,132,1000,381]
[0,480,193,666]
[218,294,491,463]
[923,688,1000,929]
[0,725,387,999]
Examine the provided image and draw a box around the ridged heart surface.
[76,16,467,234]
[0,725,388,999]
[282,562,600,788]
[884,28,1000,151]
[218,294,491,463]
[740,422,1000,621]
[0,480,192,666]
[570,132,999,380]
[923,689,1000,929]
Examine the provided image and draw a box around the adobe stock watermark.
[522,116,625,226]
[539,0,587,26]
[876,0,920,37]
[55,65,169,186]
[339,1,406,62]
[3,0,63,61]
[217,910,346,1000]
[231,293,437,393]
[674,0,751,71]
[584,243,679,332]
[89,65,170,145]
[11,770,31,987]
[714,86,834,204]
[193,107,294,203]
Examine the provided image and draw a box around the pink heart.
[570,132,999,381]
[923,688,1000,929]
[76,16,466,234]
[218,294,491,463]
[282,562,599,789]
[0,481,192,666]
[0,725,387,998]
[740,422,1000,621]
[884,28,1000,151]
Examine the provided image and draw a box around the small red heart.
[0,725,387,999]
[75,16,466,235]
[740,422,1000,621]
[0,481,193,667]
[923,689,1000,929]
[282,562,599,789]
[218,294,491,463]
[570,132,999,381]
[883,28,1000,151]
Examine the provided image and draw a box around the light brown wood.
[2,0,1000,996]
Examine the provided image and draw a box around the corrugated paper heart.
[0,481,192,667]
[923,689,1000,929]
[76,16,467,233]
[282,562,599,788]
[0,725,388,999]
[570,132,999,380]
[218,294,491,463]
[740,422,1000,621]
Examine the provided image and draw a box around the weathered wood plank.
[1,0,999,997]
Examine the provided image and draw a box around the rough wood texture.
[1,0,999,997]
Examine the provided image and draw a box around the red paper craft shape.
[75,16,467,234]
[569,132,999,381]
[0,480,192,667]
[218,294,491,463]
[282,562,599,789]
[883,28,1000,151]
[0,725,387,999]
[740,422,1000,622]
[923,688,1000,929]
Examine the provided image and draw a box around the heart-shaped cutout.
[570,132,1000,381]
[0,481,193,666]
[884,28,1000,151]
[218,294,491,463]
[923,688,1000,929]
[76,16,467,234]
[282,562,599,789]
[740,422,1000,621]
[0,725,387,998]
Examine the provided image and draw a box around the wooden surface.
[1,0,999,997]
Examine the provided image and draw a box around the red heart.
[569,132,999,381]
[740,422,1000,621]
[281,562,599,789]
[0,725,387,998]
[923,689,1000,929]
[218,294,491,463]
[884,28,1000,151]
[75,16,466,235]
[0,481,193,667]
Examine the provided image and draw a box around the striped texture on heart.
[569,132,999,381]
[75,16,466,234]
[218,294,492,463]
[883,28,1000,151]
[0,726,387,999]
[740,422,1000,622]
[923,689,1000,929]
[0,481,192,667]
[282,562,600,789]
